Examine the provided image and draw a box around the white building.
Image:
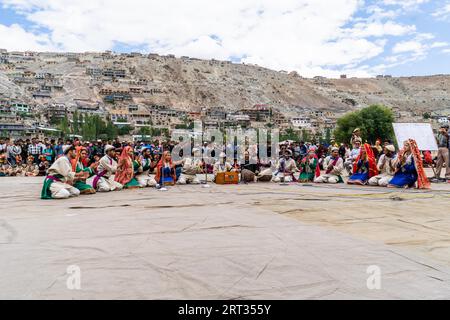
[438,117,449,124]
[291,117,311,128]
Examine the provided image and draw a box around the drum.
[215,171,239,185]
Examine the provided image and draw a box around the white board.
[393,123,438,151]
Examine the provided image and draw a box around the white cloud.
[0,23,55,51]
[432,2,450,21]
[0,0,440,77]
[393,40,425,54]
[382,0,430,10]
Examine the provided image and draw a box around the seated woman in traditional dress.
[155,150,177,187]
[135,148,157,187]
[388,139,430,189]
[348,143,378,185]
[23,156,39,176]
[298,147,320,183]
[71,146,96,194]
[114,146,141,189]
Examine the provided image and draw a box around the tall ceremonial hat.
[353,128,360,133]
[104,144,115,152]
[63,145,74,154]
[386,145,395,152]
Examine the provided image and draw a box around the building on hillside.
[11,103,30,113]
[109,109,130,122]
[291,117,311,128]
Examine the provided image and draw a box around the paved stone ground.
[1,177,450,300]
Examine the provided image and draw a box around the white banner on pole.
[393,123,438,151]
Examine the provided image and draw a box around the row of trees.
[58,112,119,141]
[53,104,395,144]
[57,112,172,141]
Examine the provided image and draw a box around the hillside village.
[1,49,450,140]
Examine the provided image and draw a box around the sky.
[0,0,450,78]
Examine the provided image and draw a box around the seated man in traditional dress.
[348,143,378,185]
[135,147,157,187]
[41,146,85,199]
[115,146,142,189]
[314,147,344,184]
[368,144,396,187]
[213,152,233,181]
[298,146,320,183]
[155,150,177,187]
[177,148,202,185]
[240,150,260,183]
[92,145,123,192]
[388,139,430,189]
[72,146,96,194]
[272,150,298,183]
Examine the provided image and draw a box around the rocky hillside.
[1,51,450,117]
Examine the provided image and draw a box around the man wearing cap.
[432,124,450,182]
[314,147,344,184]
[41,145,86,199]
[272,149,299,183]
[368,145,397,187]
[350,128,362,147]
[213,152,233,180]
[177,148,202,185]
[136,147,157,187]
[92,145,123,192]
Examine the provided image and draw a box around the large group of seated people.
[0,130,435,199]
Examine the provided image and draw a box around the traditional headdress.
[114,146,134,186]
[353,143,378,178]
[401,139,430,189]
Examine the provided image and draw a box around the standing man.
[28,137,42,164]
[350,128,362,147]
[7,139,22,166]
[41,145,85,199]
[432,124,449,182]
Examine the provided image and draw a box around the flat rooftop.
[1,177,450,299]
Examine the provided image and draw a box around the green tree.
[118,125,133,136]
[58,115,71,138]
[139,126,151,136]
[301,128,309,142]
[72,111,79,134]
[325,128,332,144]
[423,112,431,120]
[105,120,118,140]
[334,105,394,145]
[280,128,299,142]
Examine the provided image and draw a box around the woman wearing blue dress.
[155,151,177,187]
[348,143,378,185]
[388,139,430,189]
